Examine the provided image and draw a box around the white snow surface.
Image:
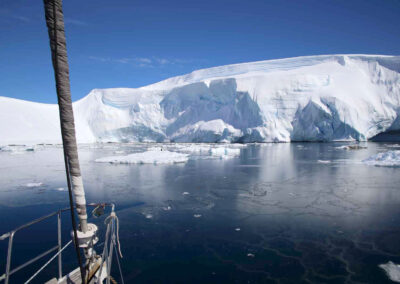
[362,150,400,167]
[95,150,189,164]
[379,261,400,283]
[2,54,400,144]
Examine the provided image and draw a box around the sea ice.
[26,182,43,187]
[95,150,189,164]
[175,144,214,154]
[175,144,241,159]
[379,261,400,283]
[209,147,240,158]
[1,145,35,153]
[336,145,367,150]
[362,150,400,167]
[386,144,400,148]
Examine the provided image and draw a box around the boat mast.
[43,0,93,281]
[43,0,88,233]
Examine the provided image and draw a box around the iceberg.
[362,150,400,167]
[95,150,189,164]
[1,54,400,144]
[379,261,400,283]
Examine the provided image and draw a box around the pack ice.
[1,54,400,144]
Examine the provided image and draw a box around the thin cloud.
[88,56,112,62]
[89,56,155,68]
[156,58,169,65]
[12,15,30,22]
[64,18,88,26]
[0,8,31,23]
[136,58,152,64]
[89,56,205,68]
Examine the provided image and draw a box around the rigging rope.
[113,240,125,284]
[104,211,124,284]
[104,212,123,259]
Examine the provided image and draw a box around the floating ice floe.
[168,144,243,160]
[26,182,43,187]
[193,214,202,218]
[379,261,400,283]
[247,253,255,258]
[226,143,247,149]
[172,144,212,154]
[317,160,331,164]
[182,192,190,195]
[209,147,240,158]
[95,150,189,164]
[175,144,242,159]
[386,144,400,148]
[1,145,36,154]
[235,228,241,232]
[362,150,400,167]
[336,144,367,150]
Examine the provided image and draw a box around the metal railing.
[0,203,118,284]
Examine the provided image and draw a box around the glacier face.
[1,54,400,144]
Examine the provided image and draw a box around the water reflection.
[0,143,399,283]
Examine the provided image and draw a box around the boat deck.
[46,267,82,284]
[45,260,105,284]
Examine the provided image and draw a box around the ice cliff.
[1,54,400,144]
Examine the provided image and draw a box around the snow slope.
[1,54,400,144]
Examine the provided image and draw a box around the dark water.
[0,143,400,283]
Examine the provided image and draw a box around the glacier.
[1,54,400,144]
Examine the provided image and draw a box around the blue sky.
[0,0,399,103]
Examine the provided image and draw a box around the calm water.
[0,143,400,283]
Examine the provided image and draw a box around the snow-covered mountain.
[1,54,400,144]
